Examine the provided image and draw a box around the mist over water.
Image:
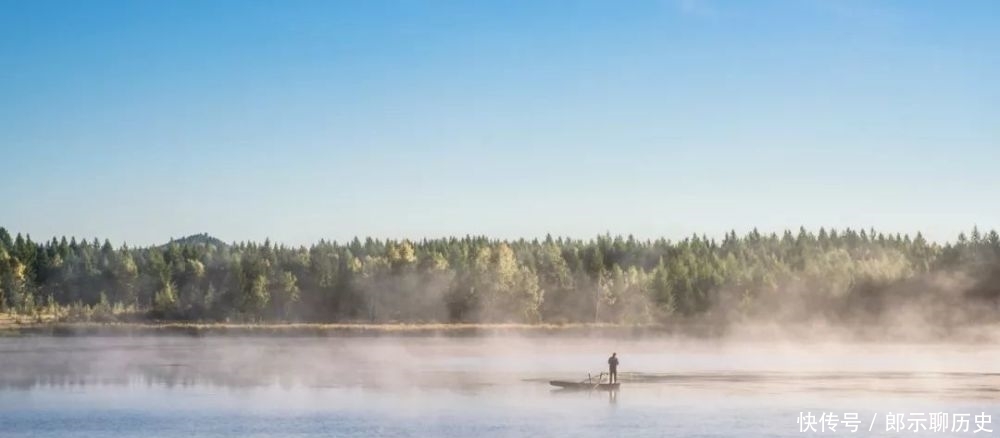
[2,336,999,437]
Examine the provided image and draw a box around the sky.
[1,0,997,246]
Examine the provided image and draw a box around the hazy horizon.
[0,225,990,249]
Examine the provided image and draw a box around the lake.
[2,336,998,437]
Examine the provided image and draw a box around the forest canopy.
[1,227,998,328]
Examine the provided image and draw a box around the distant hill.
[163,233,228,248]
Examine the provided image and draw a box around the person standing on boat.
[607,352,619,383]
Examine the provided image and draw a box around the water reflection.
[3,337,1000,402]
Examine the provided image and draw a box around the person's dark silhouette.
[607,352,619,383]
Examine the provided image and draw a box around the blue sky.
[1,0,997,245]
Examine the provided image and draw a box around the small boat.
[549,380,620,390]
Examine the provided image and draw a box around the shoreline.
[0,321,679,337]
[2,320,998,343]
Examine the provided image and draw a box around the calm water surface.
[2,336,998,437]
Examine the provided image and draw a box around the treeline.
[0,227,998,326]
